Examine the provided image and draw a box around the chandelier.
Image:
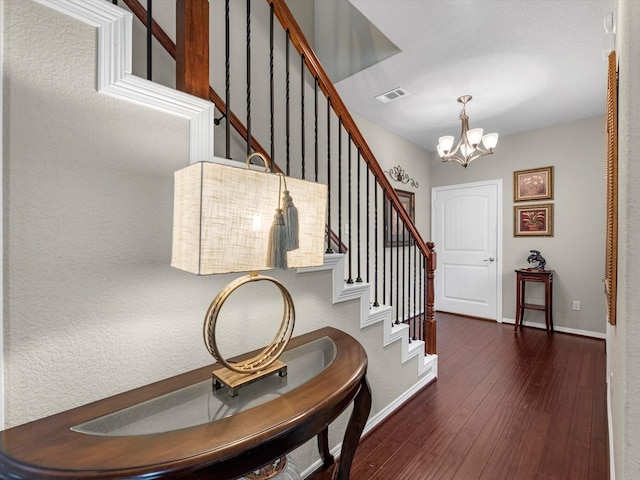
[436,95,499,168]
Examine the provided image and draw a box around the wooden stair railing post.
[123,0,271,162]
[176,0,210,99]
[426,244,437,354]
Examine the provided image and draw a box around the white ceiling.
[331,0,615,153]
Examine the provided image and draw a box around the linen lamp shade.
[171,161,328,275]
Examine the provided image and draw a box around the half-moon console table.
[0,327,371,479]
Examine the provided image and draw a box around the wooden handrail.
[267,0,434,264]
[268,0,436,353]
[123,0,433,257]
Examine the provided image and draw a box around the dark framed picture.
[385,190,415,247]
[514,203,554,237]
[514,166,554,202]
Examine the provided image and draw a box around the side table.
[0,327,370,480]
[515,269,554,335]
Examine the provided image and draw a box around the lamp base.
[212,360,288,397]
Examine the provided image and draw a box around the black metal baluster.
[285,30,290,175]
[314,78,319,183]
[382,189,386,307]
[373,178,379,307]
[246,0,251,156]
[395,204,400,324]
[146,0,152,81]
[356,149,362,283]
[346,135,353,283]
[326,98,333,253]
[423,255,427,344]
[269,5,274,163]
[407,232,411,341]
[419,248,423,342]
[301,56,306,180]
[337,118,343,254]
[402,215,406,326]
[413,239,420,340]
[224,0,231,159]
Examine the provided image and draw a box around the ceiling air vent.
[375,87,409,104]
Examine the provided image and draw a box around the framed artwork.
[514,166,554,202]
[514,203,554,237]
[385,189,415,247]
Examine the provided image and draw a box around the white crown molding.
[34,0,214,164]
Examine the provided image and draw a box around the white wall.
[609,1,640,478]
[430,115,607,335]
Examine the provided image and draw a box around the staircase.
[18,0,437,474]
[116,0,439,392]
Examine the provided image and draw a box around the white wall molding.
[501,317,607,340]
[34,0,214,164]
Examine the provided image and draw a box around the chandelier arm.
[444,113,471,158]
[466,150,494,164]
[442,154,467,166]
[475,143,492,154]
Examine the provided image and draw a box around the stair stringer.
[298,253,437,380]
[34,0,215,165]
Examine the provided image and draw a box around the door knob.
[483,257,495,262]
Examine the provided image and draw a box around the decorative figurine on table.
[527,250,546,270]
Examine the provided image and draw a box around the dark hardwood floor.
[349,313,609,480]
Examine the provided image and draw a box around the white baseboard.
[501,317,606,339]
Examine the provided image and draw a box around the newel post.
[176,0,210,99]
[426,243,437,355]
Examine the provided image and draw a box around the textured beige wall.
[610,1,640,478]
[429,115,607,335]
[2,7,427,476]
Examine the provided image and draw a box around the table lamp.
[171,153,327,395]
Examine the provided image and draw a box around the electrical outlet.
[572,300,581,311]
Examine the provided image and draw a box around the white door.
[432,180,502,320]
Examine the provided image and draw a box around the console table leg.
[317,428,334,469]
[333,376,371,480]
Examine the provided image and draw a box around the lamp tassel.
[267,175,288,270]
[282,185,299,251]
[267,208,288,270]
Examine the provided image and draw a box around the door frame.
[431,179,503,322]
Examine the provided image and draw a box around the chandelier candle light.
[437,95,499,168]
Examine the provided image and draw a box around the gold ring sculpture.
[203,273,295,374]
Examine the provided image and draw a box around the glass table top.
[72,337,336,436]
